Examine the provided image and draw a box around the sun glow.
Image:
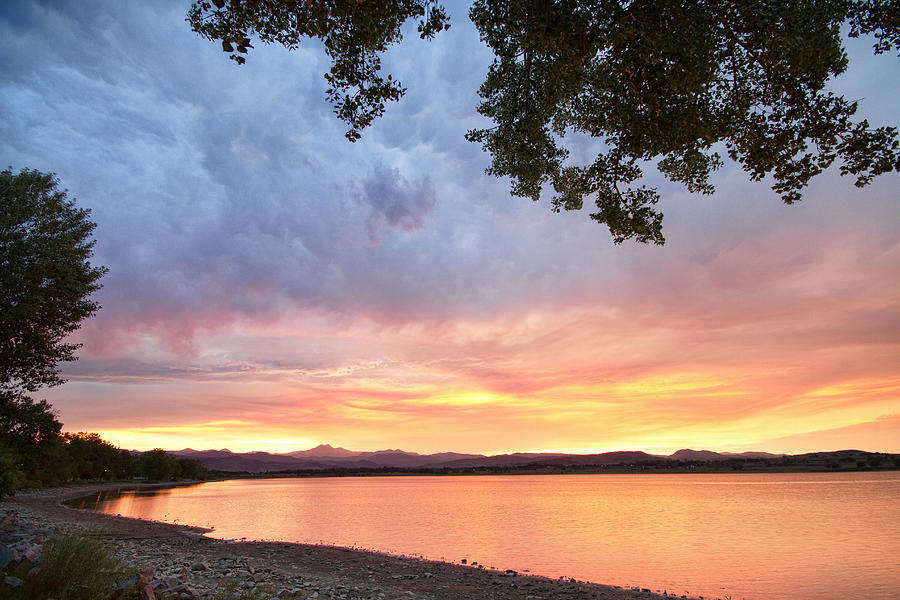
[96,421,316,453]
[61,364,900,455]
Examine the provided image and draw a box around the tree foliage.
[0,167,114,497]
[0,415,208,497]
[0,393,68,494]
[138,449,207,482]
[467,0,900,243]
[188,0,450,141]
[64,431,136,481]
[188,0,900,243]
[1,168,107,396]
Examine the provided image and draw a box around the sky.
[2,0,899,456]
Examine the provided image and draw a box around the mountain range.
[171,444,794,473]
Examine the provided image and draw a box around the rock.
[114,573,141,590]
[140,586,157,600]
[0,544,13,569]
[3,575,24,587]
[179,586,200,599]
[137,574,157,600]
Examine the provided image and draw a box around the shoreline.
[3,483,701,600]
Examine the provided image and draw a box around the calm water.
[74,473,900,600]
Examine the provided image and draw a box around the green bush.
[19,535,128,600]
[0,440,25,498]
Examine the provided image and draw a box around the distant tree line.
[0,398,207,498]
[220,452,900,479]
[137,448,209,482]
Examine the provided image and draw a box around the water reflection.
[77,473,900,600]
[66,484,204,517]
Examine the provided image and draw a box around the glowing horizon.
[64,422,900,456]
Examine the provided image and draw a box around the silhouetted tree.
[178,457,209,481]
[1,167,107,496]
[65,432,135,480]
[0,438,25,497]
[139,449,183,482]
[1,168,106,396]
[188,0,449,141]
[0,393,69,490]
[189,1,899,243]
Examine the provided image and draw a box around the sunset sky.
[2,0,898,456]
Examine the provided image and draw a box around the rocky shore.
[2,484,699,600]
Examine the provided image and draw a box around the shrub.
[22,535,127,600]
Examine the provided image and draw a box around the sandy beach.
[0,483,697,600]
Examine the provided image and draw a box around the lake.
[72,472,900,600]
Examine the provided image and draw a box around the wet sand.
[3,483,699,600]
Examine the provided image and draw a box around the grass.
[1,534,299,600]
[1,534,134,600]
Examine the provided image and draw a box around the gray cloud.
[359,164,437,244]
[2,0,899,358]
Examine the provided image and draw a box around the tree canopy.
[189,0,450,141]
[1,167,108,497]
[1,168,107,397]
[189,1,900,243]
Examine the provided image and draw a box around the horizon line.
[154,444,893,457]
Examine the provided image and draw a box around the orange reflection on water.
[83,473,900,600]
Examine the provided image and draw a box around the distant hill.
[435,453,562,469]
[670,449,783,461]
[164,445,894,474]
[170,447,484,472]
[535,451,664,466]
[282,444,360,458]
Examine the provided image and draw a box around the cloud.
[360,164,437,244]
[3,0,900,453]
[756,414,900,454]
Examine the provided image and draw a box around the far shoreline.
[207,464,900,479]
